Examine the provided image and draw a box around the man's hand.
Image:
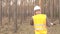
[50,23,53,25]
[50,23,56,26]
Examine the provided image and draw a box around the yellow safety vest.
[32,14,47,30]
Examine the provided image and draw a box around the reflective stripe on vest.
[34,24,45,26]
[34,24,46,30]
[35,28,45,30]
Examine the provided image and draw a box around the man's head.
[34,6,41,15]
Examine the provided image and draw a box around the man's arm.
[46,18,55,27]
[30,18,34,26]
[46,18,51,27]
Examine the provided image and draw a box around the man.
[30,6,54,34]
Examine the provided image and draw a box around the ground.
[0,17,60,34]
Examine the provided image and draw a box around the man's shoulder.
[40,14,46,15]
[32,14,46,17]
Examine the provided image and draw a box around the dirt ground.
[0,17,60,34]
